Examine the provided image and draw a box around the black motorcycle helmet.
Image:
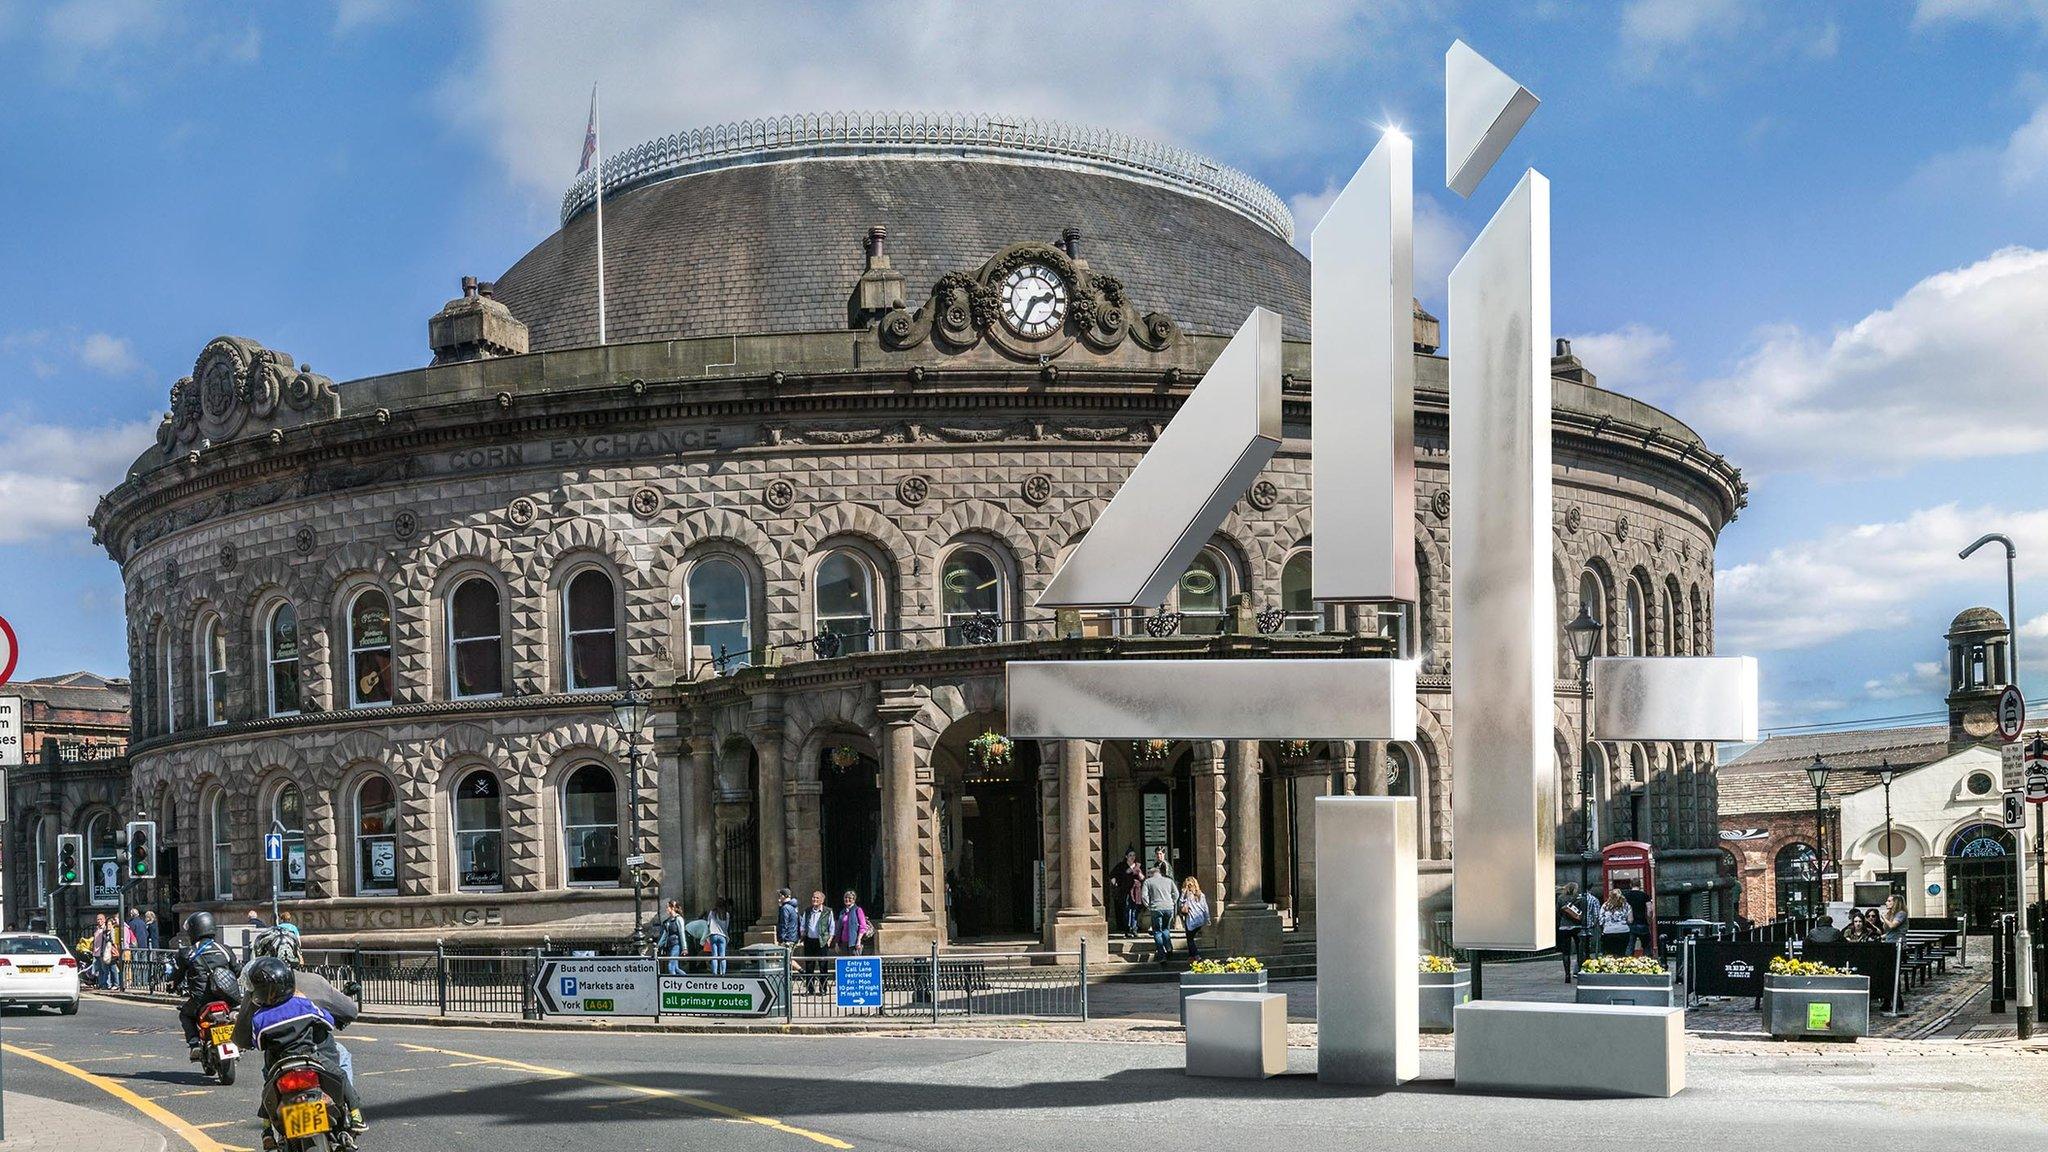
[183,911,217,942]
[248,956,296,1009]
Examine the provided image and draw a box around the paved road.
[4,994,2044,1152]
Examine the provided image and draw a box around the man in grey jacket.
[1141,865,1180,962]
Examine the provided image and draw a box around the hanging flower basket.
[1280,740,1313,763]
[829,745,862,771]
[1130,739,1172,764]
[968,730,1013,769]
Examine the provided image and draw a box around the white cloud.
[1716,502,2048,653]
[1616,0,1837,84]
[1912,0,2048,30]
[332,0,401,34]
[42,0,164,54]
[77,332,139,375]
[1560,322,1677,398]
[441,0,1414,205]
[1687,246,2048,474]
[1863,661,1944,701]
[1617,0,1758,78]
[0,419,158,545]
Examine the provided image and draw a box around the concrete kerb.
[0,1091,170,1152]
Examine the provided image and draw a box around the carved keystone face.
[999,262,1067,338]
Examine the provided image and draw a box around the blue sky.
[1,0,2045,732]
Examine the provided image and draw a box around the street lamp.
[1960,531,2032,1039]
[1566,604,1605,872]
[1874,760,1897,898]
[610,682,652,951]
[1805,755,1831,907]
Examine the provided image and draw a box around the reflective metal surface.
[1316,797,1418,1085]
[1037,308,1283,609]
[1311,130,1417,605]
[1453,1002,1685,1098]
[1449,170,1555,952]
[1591,656,1760,742]
[1445,40,1540,198]
[1006,658,1417,740]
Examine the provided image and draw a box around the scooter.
[198,999,240,1085]
[263,1055,358,1151]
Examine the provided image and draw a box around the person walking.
[775,887,801,954]
[1141,864,1179,962]
[1557,883,1586,980]
[1599,889,1632,956]
[799,890,835,994]
[1177,877,1210,961]
[705,899,734,976]
[654,900,688,975]
[88,914,112,989]
[835,890,874,956]
[1107,849,1142,939]
[1620,880,1652,956]
[143,910,161,951]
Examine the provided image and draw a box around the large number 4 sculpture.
[1009,40,1757,1088]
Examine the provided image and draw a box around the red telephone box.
[1601,841,1658,953]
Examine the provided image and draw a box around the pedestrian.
[1108,849,1142,939]
[112,915,134,990]
[775,887,801,954]
[799,890,835,993]
[834,890,873,956]
[1151,846,1170,879]
[706,898,733,976]
[143,910,160,951]
[277,911,300,939]
[87,913,110,988]
[1556,883,1585,980]
[1599,889,1632,956]
[1879,894,1908,943]
[655,899,688,975]
[1620,880,1652,956]
[1177,876,1209,961]
[1142,864,1179,962]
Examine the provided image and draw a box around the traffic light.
[56,833,84,888]
[126,820,157,880]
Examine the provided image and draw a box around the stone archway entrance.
[1946,824,2015,927]
[819,743,884,916]
[935,717,1042,940]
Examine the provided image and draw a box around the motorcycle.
[198,1000,240,1085]
[264,1055,357,1151]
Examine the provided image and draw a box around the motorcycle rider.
[171,911,241,1061]
[236,956,367,1138]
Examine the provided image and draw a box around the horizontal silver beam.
[1005,659,1417,740]
[1591,657,1759,743]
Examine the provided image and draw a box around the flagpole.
[593,83,608,346]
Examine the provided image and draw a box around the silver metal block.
[1312,130,1417,605]
[1591,656,1760,742]
[1453,1001,1685,1098]
[1006,658,1417,740]
[1445,40,1540,198]
[1184,992,1288,1079]
[1038,308,1282,609]
[1449,170,1554,952]
[1316,797,1418,1085]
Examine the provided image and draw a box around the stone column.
[1291,759,1332,932]
[1217,739,1282,955]
[1045,739,1102,959]
[1335,740,1359,796]
[1190,741,1228,923]
[1360,741,1388,797]
[877,686,941,950]
[746,698,786,942]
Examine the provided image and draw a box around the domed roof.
[1950,606,2007,634]
[490,113,1309,352]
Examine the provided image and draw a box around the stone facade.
[5,673,136,936]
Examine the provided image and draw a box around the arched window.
[562,764,620,885]
[160,632,178,733]
[1625,578,1648,657]
[1661,581,1683,655]
[353,775,399,894]
[1176,548,1234,635]
[274,784,305,897]
[1690,584,1706,654]
[563,569,619,690]
[687,556,752,670]
[86,814,118,908]
[814,550,877,654]
[1578,570,1605,630]
[265,602,301,716]
[1775,842,1820,916]
[941,546,1005,644]
[454,770,504,890]
[201,617,227,726]
[211,792,234,900]
[447,577,504,698]
[347,589,393,707]
[1387,744,1414,794]
[1281,551,1318,632]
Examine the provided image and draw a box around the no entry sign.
[0,615,17,687]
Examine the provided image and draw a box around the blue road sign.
[264,832,284,862]
[561,976,579,997]
[835,956,882,1008]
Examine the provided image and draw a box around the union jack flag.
[577,86,598,175]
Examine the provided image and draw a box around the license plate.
[209,1025,234,1045]
[280,1100,330,1140]
[20,966,49,974]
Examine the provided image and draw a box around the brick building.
[5,672,136,934]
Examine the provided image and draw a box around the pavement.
[0,990,2042,1152]
[0,1091,167,1152]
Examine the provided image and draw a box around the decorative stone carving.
[878,242,1179,360]
[897,476,930,507]
[294,525,316,555]
[506,497,537,527]
[1432,489,1452,521]
[1021,474,1053,506]
[1563,505,1582,534]
[217,542,237,572]
[393,510,420,541]
[763,479,797,512]
[1614,514,1631,542]
[158,336,339,457]
[1247,480,1279,511]
[630,487,663,520]
[1653,526,1667,552]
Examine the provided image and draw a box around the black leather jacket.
[173,939,241,1005]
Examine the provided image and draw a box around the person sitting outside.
[1805,913,1844,944]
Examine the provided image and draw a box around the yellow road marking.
[73,1053,144,1062]
[443,1059,494,1067]
[193,1121,240,1131]
[4,1043,225,1152]
[394,1040,853,1149]
[358,1066,422,1076]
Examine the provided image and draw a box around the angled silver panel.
[1449,169,1554,952]
[1591,657,1760,743]
[1038,309,1283,609]
[1312,130,1417,605]
[1006,658,1417,741]
[1445,40,1540,198]
[1317,796,1418,1085]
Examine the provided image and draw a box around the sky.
[1,0,2046,734]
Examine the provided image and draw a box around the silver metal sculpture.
[1445,40,1541,198]
[1009,658,1416,741]
[1591,657,1760,742]
[1316,796,1418,1085]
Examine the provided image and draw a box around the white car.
[0,933,81,1015]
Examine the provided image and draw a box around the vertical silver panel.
[1591,656,1760,742]
[1317,796,1418,1085]
[1038,308,1283,609]
[1006,658,1417,741]
[1312,130,1417,605]
[1445,40,1540,198]
[1449,170,1554,952]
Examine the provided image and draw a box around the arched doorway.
[819,742,884,916]
[1774,842,1820,917]
[933,718,1042,940]
[1946,823,2016,927]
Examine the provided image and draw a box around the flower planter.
[1179,970,1268,1028]
[1419,967,1470,1033]
[1573,971,1677,1007]
[1762,974,1869,1040]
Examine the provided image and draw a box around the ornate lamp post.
[610,683,652,951]
[1566,605,1605,875]
[1805,755,1831,907]
[1873,760,1897,896]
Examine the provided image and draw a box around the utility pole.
[1962,532,2032,1039]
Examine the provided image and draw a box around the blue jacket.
[775,898,801,944]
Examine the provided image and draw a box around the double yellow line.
[4,1043,226,1152]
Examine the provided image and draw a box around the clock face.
[999,263,1068,338]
